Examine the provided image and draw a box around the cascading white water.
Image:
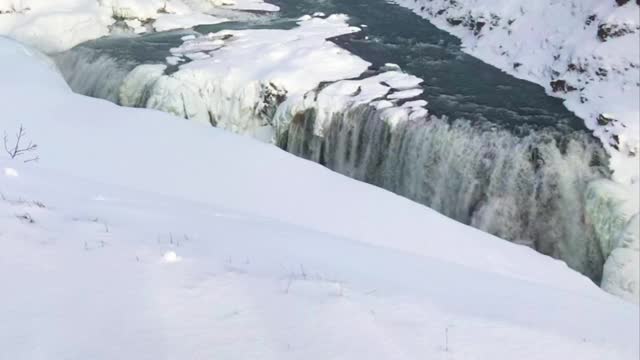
[278,103,610,281]
[54,48,138,103]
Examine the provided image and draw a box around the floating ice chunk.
[402,100,428,109]
[313,12,326,17]
[153,14,229,32]
[171,38,225,55]
[298,15,313,21]
[3,168,18,177]
[387,88,423,100]
[381,63,401,71]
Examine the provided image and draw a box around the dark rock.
[598,23,636,42]
[550,79,577,93]
[567,63,587,73]
[595,67,608,77]
[473,21,486,35]
[447,17,463,26]
[610,134,620,150]
[597,114,616,126]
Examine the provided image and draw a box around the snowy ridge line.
[390,0,640,186]
[0,0,279,52]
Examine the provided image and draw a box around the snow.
[0,0,277,52]
[162,250,182,263]
[114,14,369,136]
[275,71,427,135]
[3,167,18,177]
[391,0,640,186]
[175,14,365,95]
[0,36,638,359]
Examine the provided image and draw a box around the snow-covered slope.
[392,0,640,186]
[1,35,638,360]
[0,0,278,52]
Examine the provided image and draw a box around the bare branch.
[3,125,38,161]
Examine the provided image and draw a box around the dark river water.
[269,0,585,130]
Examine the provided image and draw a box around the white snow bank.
[0,36,638,359]
[0,0,277,52]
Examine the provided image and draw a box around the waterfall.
[53,47,287,138]
[54,43,621,284]
[54,48,138,103]
[277,101,610,282]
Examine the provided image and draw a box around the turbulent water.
[52,0,616,282]
[280,104,608,280]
